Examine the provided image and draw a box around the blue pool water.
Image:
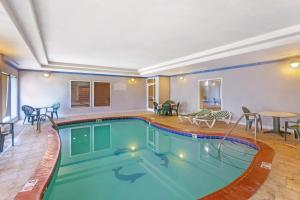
[43,119,257,200]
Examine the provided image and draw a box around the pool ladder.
[37,114,58,132]
[217,113,259,151]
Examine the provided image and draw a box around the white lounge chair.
[193,110,232,128]
[214,110,232,124]
[193,112,216,128]
[178,109,211,124]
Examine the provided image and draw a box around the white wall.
[19,71,147,117]
[170,60,300,127]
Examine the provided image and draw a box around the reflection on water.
[71,126,91,156]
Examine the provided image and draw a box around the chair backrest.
[242,106,251,120]
[21,105,35,115]
[52,103,60,111]
[153,102,158,110]
[162,102,171,110]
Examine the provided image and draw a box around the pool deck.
[1,112,300,200]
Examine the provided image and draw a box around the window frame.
[69,80,92,109]
[92,81,111,108]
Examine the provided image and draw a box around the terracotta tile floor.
[1,112,300,200]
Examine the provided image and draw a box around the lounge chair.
[214,110,232,124]
[193,110,232,128]
[193,112,216,128]
[178,109,211,124]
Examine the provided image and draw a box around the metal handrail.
[218,113,258,151]
[37,114,58,132]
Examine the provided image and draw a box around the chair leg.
[55,112,58,119]
[51,112,54,119]
[259,119,263,131]
[23,116,27,124]
[31,117,34,125]
[249,121,253,129]
[245,121,249,131]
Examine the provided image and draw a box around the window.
[10,76,18,119]
[199,79,222,111]
[1,73,10,122]
[71,81,91,108]
[1,73,18,122]
[94,82,110,107]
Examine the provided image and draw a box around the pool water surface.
[43,119,257,200]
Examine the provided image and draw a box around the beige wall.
[170,60,300,127]
[158,77,170,104]
[19,71,147,117]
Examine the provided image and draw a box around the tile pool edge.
[14,116,274,200]
[15,126,61,200]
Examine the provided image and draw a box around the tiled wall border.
[14,116,274,200]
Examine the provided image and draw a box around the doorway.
[199,78,222,111]
[146,78,156,111]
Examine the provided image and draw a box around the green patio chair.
[153,102,160,115]
[46,103,60,119]
[172,102,180,116]
[284,119,300,141]
[160,102,171,116]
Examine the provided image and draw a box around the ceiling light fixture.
[43,72,51,78]
[129,77,137,84]
[179,76,184,80]
[290,60,300,69]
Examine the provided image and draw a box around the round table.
[259,111,298,135]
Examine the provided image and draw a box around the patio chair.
[178,109,212,124]
[193,112,216,128]
[284,119,300,141]
[214,110,232,124]
[160,102,171,116]
[242,106,262,131]
[172,102,180,116]
[153,102,161,115]
[0,123,14,152]
[21,105,38,125]
[46,103,60,119]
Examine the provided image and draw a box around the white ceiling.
[0,2,39,68]
[1,0,300,76]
